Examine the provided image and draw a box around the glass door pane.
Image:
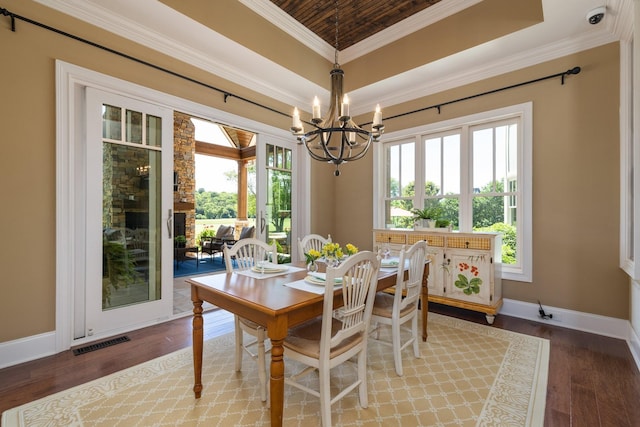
[265,144,292,263]
[102,143,161,309]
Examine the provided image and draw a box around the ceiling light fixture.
[290,0,384,176]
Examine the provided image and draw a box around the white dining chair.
[223,237,278,402]
[284,251,380,427]
[297,233,332,260]
[370,240,427,376]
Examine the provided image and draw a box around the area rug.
[1,313,549,426]
[173,255,226,278]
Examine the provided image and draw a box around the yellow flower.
[322,242,342,259]
[305,249,321,264]
[345,243,358,256]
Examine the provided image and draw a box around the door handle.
[167,209,173,238]
[260,211,266,234]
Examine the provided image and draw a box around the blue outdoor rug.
[173,255,227,277]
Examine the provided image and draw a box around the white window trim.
[374,102,532,282]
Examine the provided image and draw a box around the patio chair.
[283,251,380,427]
[370,240,427,376]
[201,225,234,262]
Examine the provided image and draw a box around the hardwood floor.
[1,303,639,426]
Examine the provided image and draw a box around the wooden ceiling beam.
[195,140,256,160]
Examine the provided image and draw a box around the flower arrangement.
[304,249,321,265]
[304,248,321,272]
[320,242,359,266]
[322,242,344,260]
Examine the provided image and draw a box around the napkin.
[308,272,342,283]
[381,258,400,267]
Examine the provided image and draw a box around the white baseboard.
[0,332,57,370]
[501,298,629,339]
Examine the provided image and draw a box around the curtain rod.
[0,7,289,119]
[1,7,581,126]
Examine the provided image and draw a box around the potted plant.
[174,234,187,248]
[411,206,442,228]
[436,219,451,229]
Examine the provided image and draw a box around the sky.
[192,117,239,193]
[194,154,237,193]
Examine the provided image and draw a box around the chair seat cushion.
[372,292,417,318]
[284,317,363,359]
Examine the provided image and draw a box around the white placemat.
[235,265,305,279]
[284,279,331,294]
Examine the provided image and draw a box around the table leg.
[267,325,286,427]
[421,262,429,342]
[192,299,204,398]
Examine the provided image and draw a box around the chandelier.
[290,1,384,176]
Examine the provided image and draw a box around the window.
[375,103,532,281]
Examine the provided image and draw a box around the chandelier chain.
[334,0,339,64]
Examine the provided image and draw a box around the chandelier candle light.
[290,1,384,176]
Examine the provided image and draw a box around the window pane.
[472,194,504,228]
[146,114,162,147]
[442,135,460,194]
[440,196,459,230]
[126,110,143,144]
[472,128,493,193]
[102,105,121,140]
[285,148,292,170]
[387,145,400,197]
[400,143,415,197]
[424,137,442,195]
[266,144,275,167]
[507,124,518,174]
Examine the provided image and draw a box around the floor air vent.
[73,335,130,355]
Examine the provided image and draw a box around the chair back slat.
[224,238,278,273]
[396,240,427,312]
[297,234,332,260]
[323,252,380,353]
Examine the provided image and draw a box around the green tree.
[269,170,291,232]
[195,189,237,219]
[472,181,504,228]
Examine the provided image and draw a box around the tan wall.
[0,0,292,343]
[0,0,628,345]
[329,42,628,320]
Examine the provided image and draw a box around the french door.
[83,88,173,339]
[256,136,298,263]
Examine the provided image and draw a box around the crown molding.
[340,0,483,63]
[349,28,619,116]
[34,0,633,118]
[238,0,334,60]
[239,0,482,64]
[34,0,323,109]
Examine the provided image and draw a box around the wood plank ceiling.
[269,0,442,50]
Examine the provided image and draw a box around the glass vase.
[307,261,318,273]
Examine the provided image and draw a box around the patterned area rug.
[2,313,549,426]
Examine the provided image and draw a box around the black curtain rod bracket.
[0,8,15,31]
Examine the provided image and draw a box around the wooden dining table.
[188,259,430,426]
